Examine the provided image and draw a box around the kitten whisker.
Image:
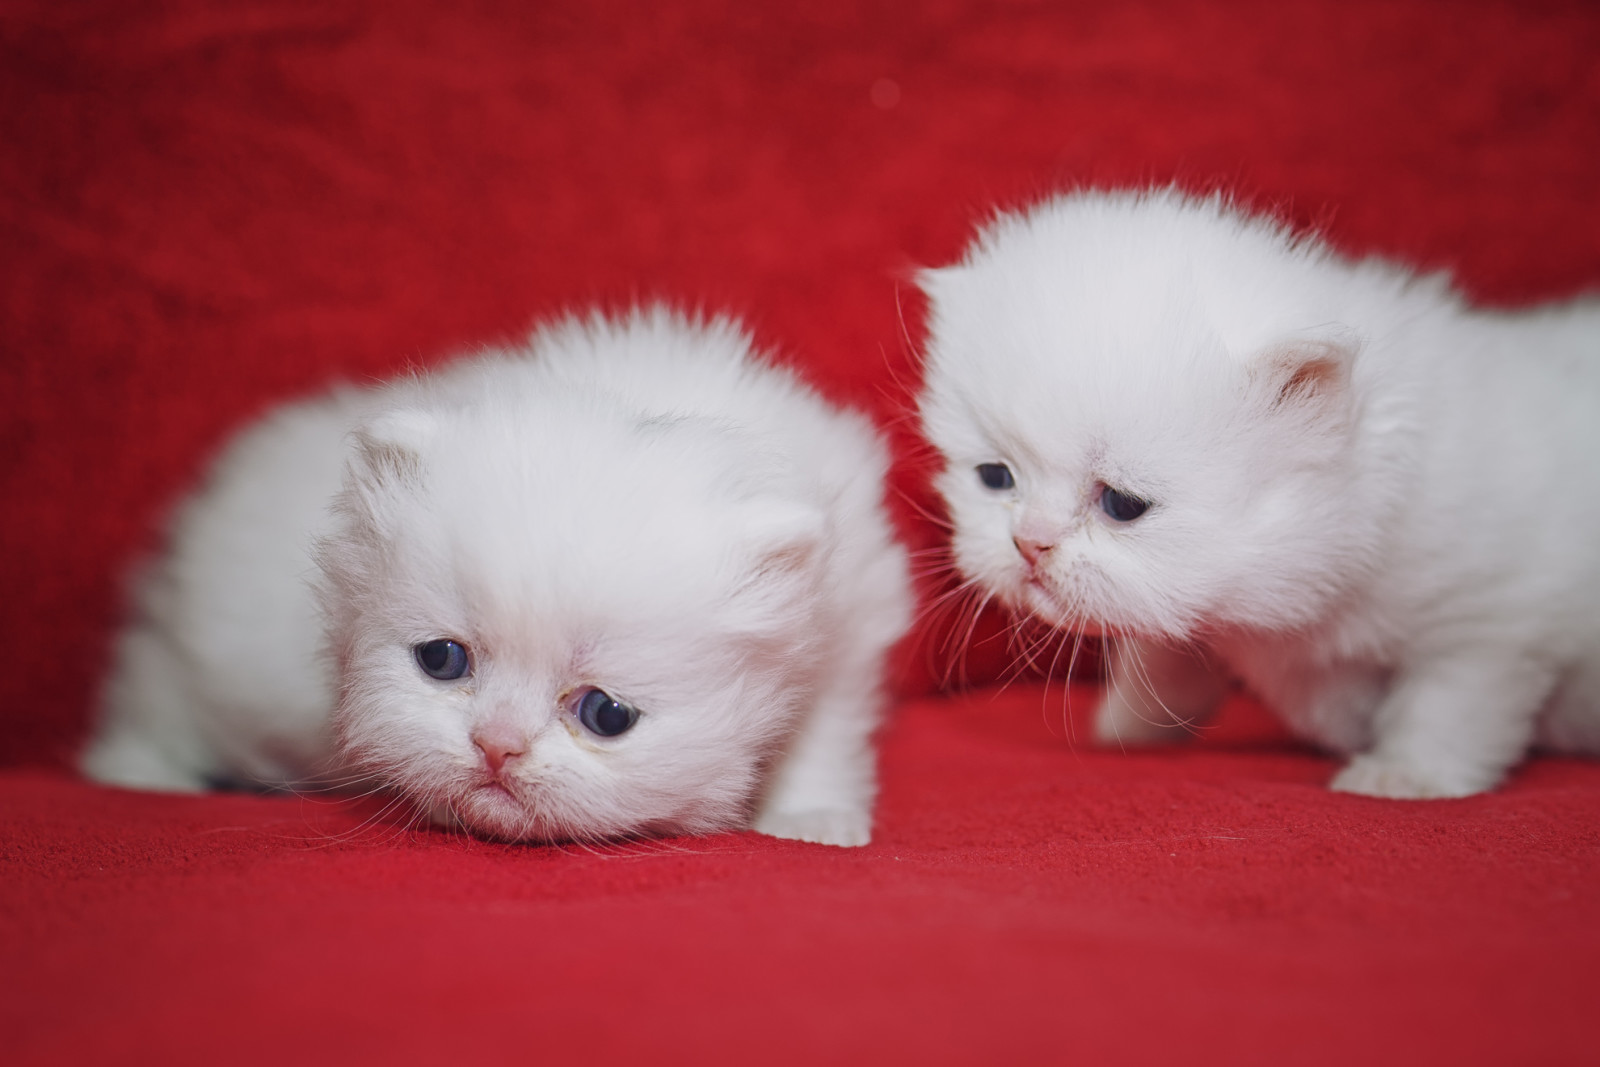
[1117,639,1207,740]
[291,790,416,850]
[890,483,954,534]
[1049,620,1081,747]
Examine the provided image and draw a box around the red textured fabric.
[3,1,1598,1062]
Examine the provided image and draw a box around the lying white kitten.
[83,307,911,845]
[919,188,1600,799]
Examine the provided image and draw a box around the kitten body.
[84,308,910,845]
[919,188,1600,798]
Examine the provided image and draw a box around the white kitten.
[918,188,1600,799]
[83,307,911,846]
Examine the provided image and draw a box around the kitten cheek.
[942,528,992,581]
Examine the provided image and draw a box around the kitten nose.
[1013,536,1052,567]
[472,724,527,776]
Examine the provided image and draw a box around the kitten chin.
[82,306,911,847]
[919,186,1600,798]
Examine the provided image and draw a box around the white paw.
[426,802,465,829]
[1329,753,1492,799]
[80,739,210,793]
[1092,689,1189,747]
[752,808,872,848]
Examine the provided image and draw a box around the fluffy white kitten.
[919,188,1600,799]
[83,307,911,846]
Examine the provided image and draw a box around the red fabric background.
[3,1,1598,1062]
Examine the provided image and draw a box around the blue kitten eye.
[976,463,1015,490]
[1099,485,1150,523]
[576,688,639,738]
[415,639,470,680]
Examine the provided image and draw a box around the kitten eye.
[1099,485,1151,523]
[575,687,639,738]
[976,463,1015,491]
[414,638,471,680]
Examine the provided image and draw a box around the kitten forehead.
[921,300,1239,471]
[925,188,1349,370]
[342,309,838,657]
[412,405,773,611]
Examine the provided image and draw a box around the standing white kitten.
[83,307,911,845]
[918,188,1600,799]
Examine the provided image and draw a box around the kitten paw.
[427,802,465,829]
[752,808,872,848]
[80,738,210,793]
[1329,754,1493,799]
[1092,690,1192,747]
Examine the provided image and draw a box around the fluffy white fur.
[919,188,1600,799]
[83,307,910,846]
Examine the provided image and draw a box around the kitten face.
[320,388,824,843]
[920,190,1374,641]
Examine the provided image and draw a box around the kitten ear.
[1251,332,1360,413]
[352,408,437,485]
[741,501,828,578]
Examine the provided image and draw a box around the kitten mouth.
[475,779,520,801]
[1016,573,1062,613]
[1018,578,1107,637]
[451,781,537,836]
[427,791,524,835]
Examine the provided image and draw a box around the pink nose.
[1013,536,1052,567]
[472,725,527,776]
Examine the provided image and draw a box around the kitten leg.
[80,624,215,792]
[80,727,211,792]
[1094,637,1227,747]
[752,678,883,848]
[1534,661,1600,754]
[1329,651,1556,799]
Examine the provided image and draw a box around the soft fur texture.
[82,308,910,846]
[919,188,1600,799]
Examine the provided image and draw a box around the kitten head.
[918,189,1397,641]
[317,311,832,843]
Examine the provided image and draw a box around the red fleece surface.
[3,1,1599,1062]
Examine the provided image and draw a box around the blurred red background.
[3,2,1598,1062]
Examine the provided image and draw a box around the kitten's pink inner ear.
[354,408,437,484]
[758,537,819,575]
[745,503,826,577]
[1260,339,1356,408]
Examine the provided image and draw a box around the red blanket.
[4,1,1597,1062]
